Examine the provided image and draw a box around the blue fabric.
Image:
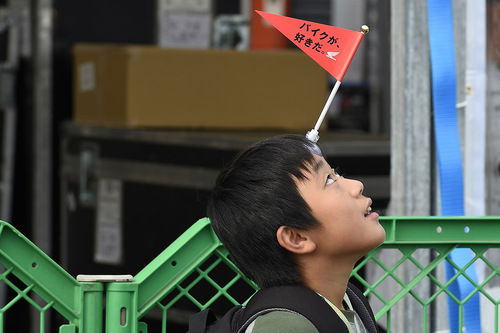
[427,0,481,332]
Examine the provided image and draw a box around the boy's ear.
[276,226,316,254]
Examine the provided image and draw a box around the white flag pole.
[306,80,342,143]
[306,25,369,144]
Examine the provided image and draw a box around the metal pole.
[383,1,432,332]
[31,0,53,332]
[0,5,19,225]
[486,0,500,217]
[484,1,500,330]
[463,0,486,218]
[31,0,53,257]
[0,4,20,325]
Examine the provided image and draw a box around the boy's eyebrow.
[312,159,325,174]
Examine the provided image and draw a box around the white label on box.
[264,0,286,15]
[262,0,286,27]
[79,62,95,92]
[94,179,123,265]
[161,0,210,12]
[159,11,212,49]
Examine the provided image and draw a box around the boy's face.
[296,154,386,260]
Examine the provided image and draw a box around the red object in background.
[250,0,290,49]
[256,10,364,81]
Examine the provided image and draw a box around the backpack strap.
[346,283,379,333]
[188,306,244,333]
[236,285,349,333]
[188,309,218,333]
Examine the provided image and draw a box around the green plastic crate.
[0,221,103,333]
[128,216,500,332]
[1,216,500,332]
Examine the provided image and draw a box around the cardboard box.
[73,44,327,130]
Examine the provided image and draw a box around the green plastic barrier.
[0,221,103,333]
[0,217,500,332]
[126,217,500,333]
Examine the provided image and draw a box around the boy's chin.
[364,227,387,252]
[372,228,387,248]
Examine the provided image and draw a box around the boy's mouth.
[364,206,372,217]
[364,199,373,217]
[364,201,380,220]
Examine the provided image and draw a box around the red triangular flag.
[256,10,364,82]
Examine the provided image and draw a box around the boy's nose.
[348,179,364,197]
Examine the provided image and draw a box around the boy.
[207,134,386,332]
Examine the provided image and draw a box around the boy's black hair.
[207,134,321,288]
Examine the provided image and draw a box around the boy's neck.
[300,256,355,310]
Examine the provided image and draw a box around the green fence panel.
[1,216,500,332]
[128,216,500,333]
[127,218,258,333]
[0,220,104,333]
[353,216,500,332]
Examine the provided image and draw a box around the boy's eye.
[325,168,342,186]
[326,174,335,185]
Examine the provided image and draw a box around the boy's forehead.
[303,154,329,177]
[311,155,328,172]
